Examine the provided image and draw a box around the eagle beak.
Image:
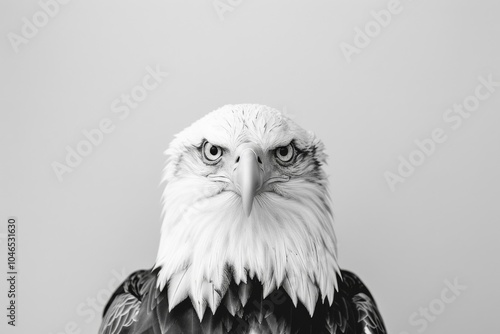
[234,148,263,217]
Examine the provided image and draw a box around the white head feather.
[154,104,340,319]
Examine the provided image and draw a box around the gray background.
[1,0,499,333]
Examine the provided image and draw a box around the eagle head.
[154,104,340,319]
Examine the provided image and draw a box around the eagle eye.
[202,141,223,163]
[275,143,295,164]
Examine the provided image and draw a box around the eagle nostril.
[235,156,240,163]
[257,157,262,164]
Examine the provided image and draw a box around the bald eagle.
[99,104,386,334]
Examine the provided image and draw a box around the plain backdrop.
[1,0,499,333]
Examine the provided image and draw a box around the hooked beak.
[234,148,263,217]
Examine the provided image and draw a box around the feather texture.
[99,268,386,334]
[167,268,190,311]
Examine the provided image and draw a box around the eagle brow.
[271,139,299,150]
[197,138,228,152]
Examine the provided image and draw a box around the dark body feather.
[99,268,386,334]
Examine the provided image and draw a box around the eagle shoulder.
[328,269,386,334]
[99,269,162,334]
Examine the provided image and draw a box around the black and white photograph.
[1,1,499,333]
